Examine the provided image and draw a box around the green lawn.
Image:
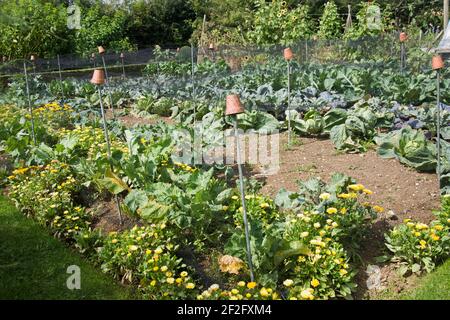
[0,194,133,299]
[400,259,450,300]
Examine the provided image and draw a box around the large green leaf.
[98,168,131,194]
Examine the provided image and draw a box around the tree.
[126,0,195,48]
[74,4,136,55]
[317,1,343,39]
[0,0,72,59]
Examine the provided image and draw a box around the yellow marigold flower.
[186,283,195,289]
[373,205,384,213]
[414,232,421,237]
[311,279,320,288]
[348,184,364,192]
[260,288,269,297]
[404,219,412,223]
[300,288,314,300]
[363,189,373,195]
[209,284,219,291]
[340,208,347,214]
[319,193,331,201]
[150,280,157,286]
[145,249,152,255]
[247,282,257,289]
[326,207,337,214]
[176,278,182,284]
[300,231,309,238]
[283,279,294,287]
[433,225,444,231]
[231,195,239,200]
[155,247,163,254]
[246,293,252,298]
[419,240,427,249]
[339,269,348,276]
[431,234,440,241]
[231,289,239,295]
[180,271,188,278]
[238,281,246,287]
[153,266,159,271]
[166,277,175,284]
[314,222,321,228]
[161,266,168,272]
[111,239,118,244]
[415,223,428,230]
[260,203,270,209]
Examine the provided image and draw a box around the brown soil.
[89,197,140,234]
[258,135,440,223]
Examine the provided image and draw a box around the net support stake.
[436,69,442,191]
[191,43,196,125]
[234,117,255,282]
[101,55,116,119]
[121,56,126,79]
[23,62,37,146]
[57,54,65,104]
[287,60,292,147]
[97,86,123,225]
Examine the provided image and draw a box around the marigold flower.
[300,288,314,300]
[186,283,195,289]
[247,282,257,289]
[430,234,440,241]
[283,279,294,287]
[326,207,337,214]
[373,205,384,213]
[311,279,320,288]
[260,288,269,297]
[166,277,175,284]
[319,193,331,200]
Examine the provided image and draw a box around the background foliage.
[0,0,445,59]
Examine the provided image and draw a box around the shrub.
[8,160,91,242]
[385,218,450,275]
[98,225,198,299]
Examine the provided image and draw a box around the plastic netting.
[0,32,440,82]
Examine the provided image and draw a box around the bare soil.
[89,197,140,234]
[258,135,440,223]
